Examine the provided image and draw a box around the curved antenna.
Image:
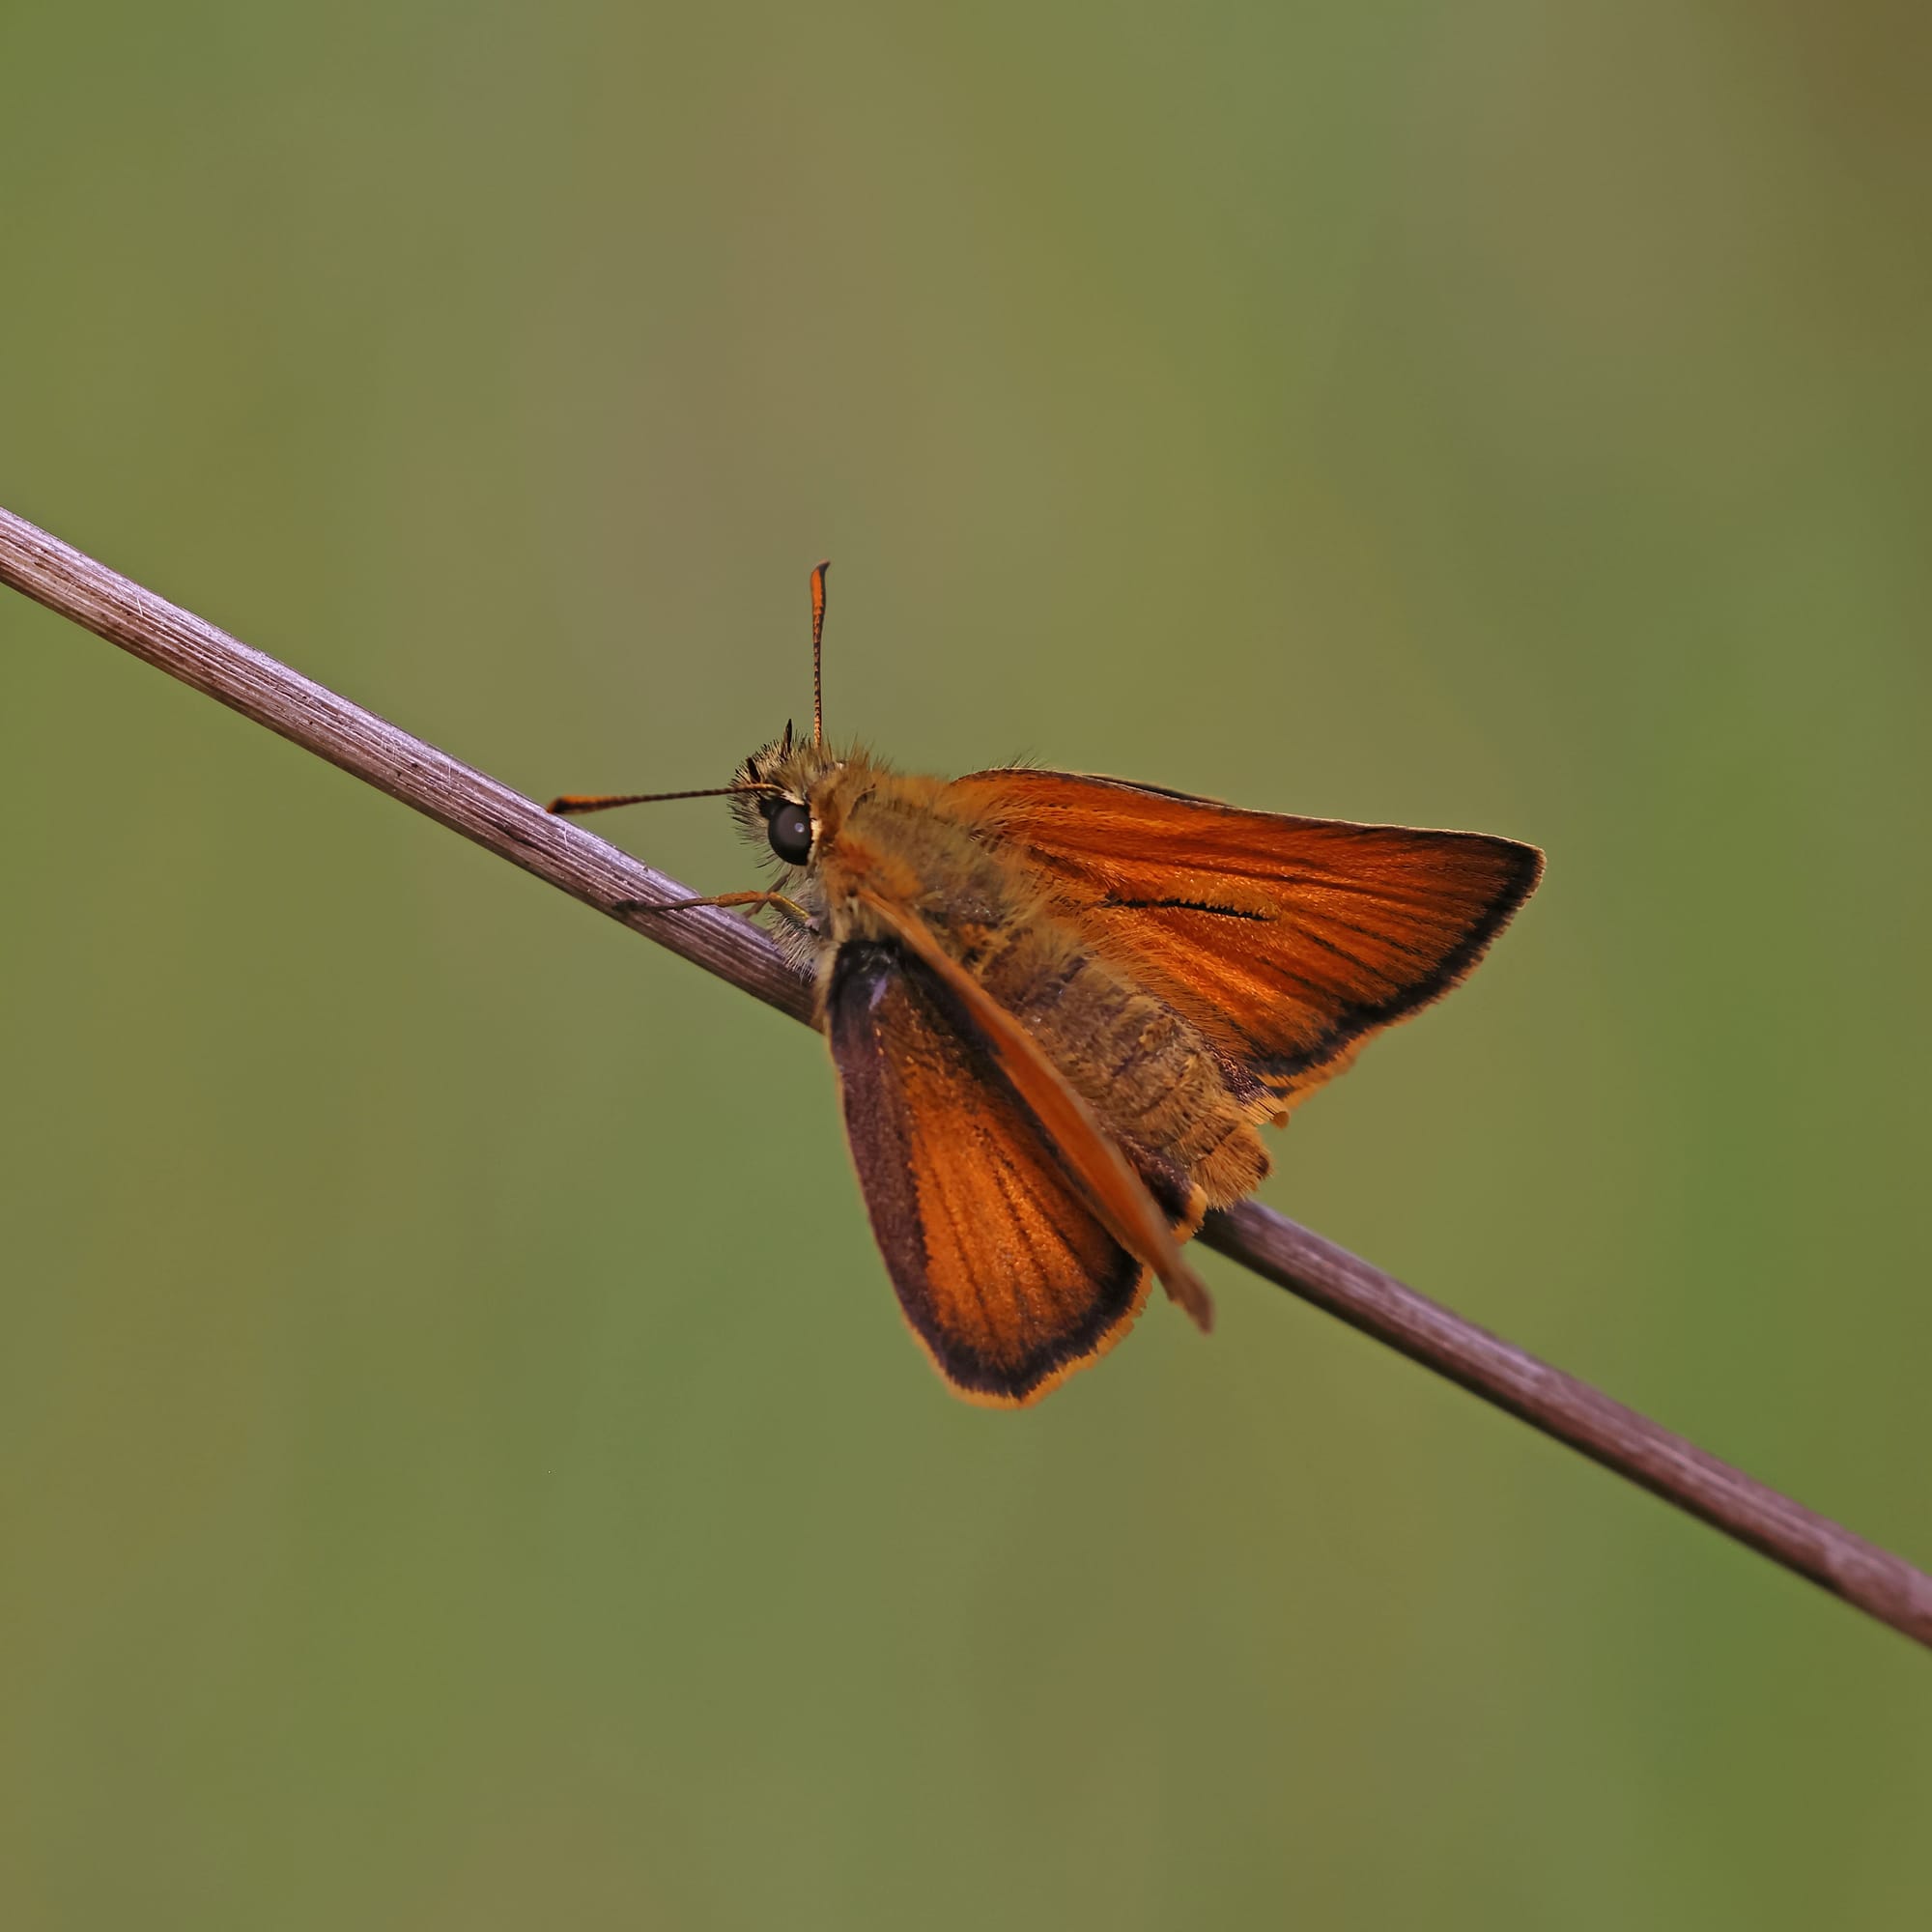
[547,782,781,817]
[810,559,831,748]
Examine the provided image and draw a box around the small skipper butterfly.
[551,565,1542,1406]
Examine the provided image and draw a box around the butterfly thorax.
[731,739,1272,1217]
[732,741,1028,956]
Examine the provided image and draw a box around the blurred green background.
[4,2,1929,1925]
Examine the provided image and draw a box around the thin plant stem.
[4,500,1927,1652]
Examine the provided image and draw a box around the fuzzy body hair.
[731,734,1272,1219]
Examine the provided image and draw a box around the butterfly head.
[729,719,847,868]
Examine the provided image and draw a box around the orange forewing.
[826,941,1153,1406]
[946,769,1543,1107]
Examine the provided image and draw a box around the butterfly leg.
[621,890,812,923]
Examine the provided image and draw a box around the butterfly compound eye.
[767,801,813,865]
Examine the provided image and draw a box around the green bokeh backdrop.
[4,4,1929,1926]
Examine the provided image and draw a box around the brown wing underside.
[945,767,1543,1107]
[827,941,1156,1406]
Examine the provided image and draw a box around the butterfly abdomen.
[979,921,1270,1223]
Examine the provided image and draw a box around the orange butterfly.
[552,566,1541,1405]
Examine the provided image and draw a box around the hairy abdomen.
[980,923,1269,1221]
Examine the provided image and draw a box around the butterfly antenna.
[810,559,831,748]
[547,783,780,816]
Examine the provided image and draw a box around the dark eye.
[767,801,813,865]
